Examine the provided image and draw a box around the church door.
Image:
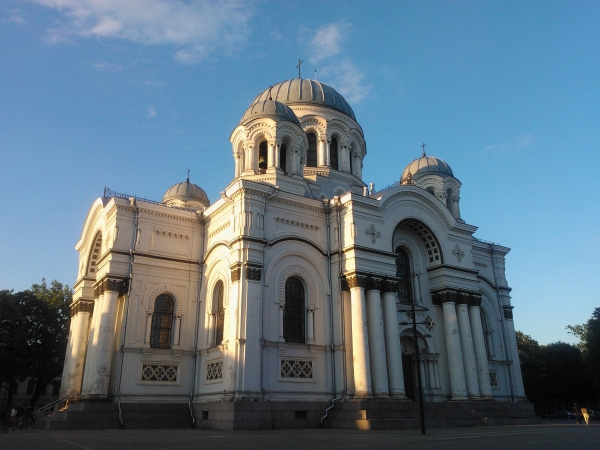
[402,354,415,401]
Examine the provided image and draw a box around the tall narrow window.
[214,281,225,345]
[259,141,268,173]
[307,133,317,167]
[330,137,339,171]
[349,150,354,174]
[396,248,413,303]
[283,277,305,343]
[480,308,491,357]
[150,294,174,349]
[280,143,287,175]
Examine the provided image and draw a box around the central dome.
[250,79,356,120]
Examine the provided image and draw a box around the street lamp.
[400,304,433,436]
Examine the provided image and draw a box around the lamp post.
[400,304,433,436]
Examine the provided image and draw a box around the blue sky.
[1,0,598,345]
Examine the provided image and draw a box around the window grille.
[280,359,313,379]
[396,248,413,303]
[206,360,223,382]
[150,294,174,349]
[306,133,317,167]
[330,137,339,170]
[140,364,178,383]
[489,371,499,387]
[215,281,225,345]
[283,277,305,343]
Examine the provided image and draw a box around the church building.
[56,78,536,430]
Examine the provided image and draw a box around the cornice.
[427,264,479,275]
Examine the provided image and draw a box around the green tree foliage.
[0,280,72,407]
[567,307,600,394]
[516,331,592,414]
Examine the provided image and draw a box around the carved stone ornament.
[365,277,382,292]
[346,275,367,289]
[340,277,350,292]
[467,294,482,307]
[71,299,94,317]
[452,244,465,262]
[432,289,482,307]
[94,277,128,297]
[246,266,262,282]
[365,224,381,244]
[230,264,241,283]
[381,280,398,294]
[503,308,514,320]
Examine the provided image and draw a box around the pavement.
[0,423,598,450]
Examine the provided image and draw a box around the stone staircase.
[428,402,481,427]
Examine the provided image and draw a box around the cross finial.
[187,169,190,183]
[296,59,303,78]
[267,85,273,100]
[314,69,317,80]
[421,143,426,157]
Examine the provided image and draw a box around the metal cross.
[452,245,464,262]
[365,224,381,244]
[187,169,190,182]
[297,59,303,78]
[267,85,273,100]
[421,143,426,157]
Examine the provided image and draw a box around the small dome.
[163,180,210,208]
[240,99,301,126]
[401,155,454,181]
[250,79,356,121]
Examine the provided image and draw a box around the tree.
[0,280,72,407]
[567,307,600,396]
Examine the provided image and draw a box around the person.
[9,407,17,430]
[24,405,33,429]
[581,407,590,425]
[573,403,580,424]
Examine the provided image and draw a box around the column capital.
[365,277,382,292]
[246,264,263,282]
[381,280,398,294]
[93,276,128,297]
[503,306,514,320]
[467,294,482,307]
[340,276,350,292]
[230,263,242,283]
[71,298,95,317]
[346,274,367,289]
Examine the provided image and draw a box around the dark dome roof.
[250,79,356,120]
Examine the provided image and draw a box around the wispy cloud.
[92,61,123,72]
[483,133,537,154]
[147,106,156,118]
[28,0,253,63]
[8,15,25,25]
[305,22,370,104]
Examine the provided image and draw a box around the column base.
[372,393,391,399]
[449,395,469,401]
[480,395,495,401]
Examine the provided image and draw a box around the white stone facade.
[61,78,527,409]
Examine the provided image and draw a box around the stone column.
[81,294,102,396]
[341,281,355,395]
[278,303,285,342]
[435,292,468,400]
[381,280,406,399]
[456,295,481,399]
[412,273,422,304]
[503,306,526,398]
[427,357,436,392]
[274,142,281,171]
[325,140,331,167]
[173,315,181,346]
[468,295,493,399]
[306,308,315,344]
[318,139,326,167]
[340,144,350,172]
[365,277,389,397]
[243,142,255,174]
[267,140,276,169]
[89,278,127,397]
[347,274,372,397]
[64,300,93,397]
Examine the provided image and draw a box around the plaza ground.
[0,422,598,450]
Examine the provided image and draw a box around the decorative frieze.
[275,217,320,230]
[280,359,314,380]
[206,360,223,382]
[139,363,179,384]
[431,289,482,307]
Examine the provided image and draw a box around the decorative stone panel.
[139,363,180,385]
[205,359,223,384]
[279,358,314,382]
[489,371,499,388]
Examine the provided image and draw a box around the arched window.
[306,133,317,167]
[259,141,268,173]
[283,277,305,343]
[150,294,174,349]
[396,248,413,303]
[280,143,287,175]
[214,281,225,345]
[330,137,339,171]
[349,150,354,174]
